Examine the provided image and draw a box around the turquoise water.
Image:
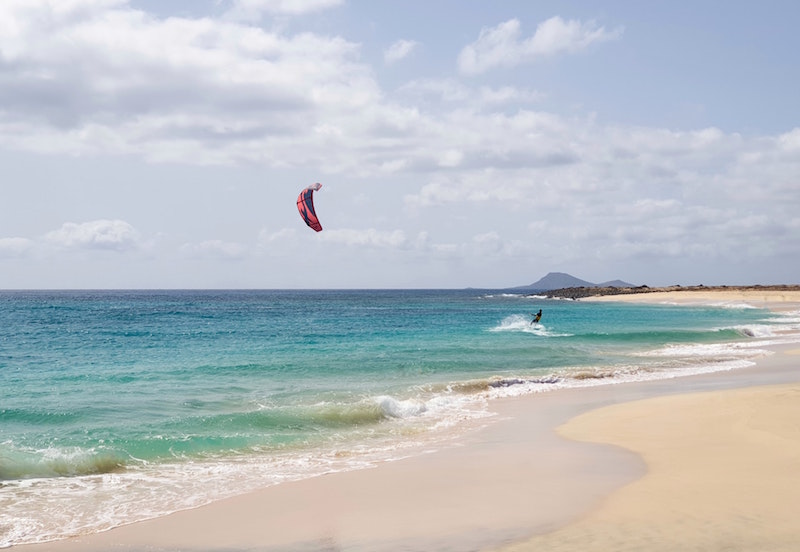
[2,289,798,546]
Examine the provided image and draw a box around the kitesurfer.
[531,309,542,324]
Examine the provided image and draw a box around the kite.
[297,183,323,232]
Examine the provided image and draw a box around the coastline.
[579,288,800,310]
[547,285,800,307]
[14,290,800,552]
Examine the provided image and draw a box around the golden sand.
[499,380,800,552]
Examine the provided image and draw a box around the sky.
[1,0,799,289]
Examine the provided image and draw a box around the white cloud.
[778,128,800,152]
[384,39,418,64]
[529,15,622,55]
[471,231,505,255]
[323,229,409,248]
[0,0,374,163]
[399,79,472,104]
[458,16,623,75]
[405,169,531,208]
[0,5,598,175]
[181,240,249,260]
[44,220,140,251]
[259,228,297,244]
[478,85,544,104]
[399,79,543,109]
[394,114,800,273]
[225,0,343,19]
[0,237,34,257]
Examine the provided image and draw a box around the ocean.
[2,289,799,547]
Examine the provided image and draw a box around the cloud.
[44,220,140,251]
[398,79,543,109]
[777,128,800,152]
[0,5,604,176]
[259,228,297,244]
[478,85,544,105]
[458,16,623,75]
[404,170,530,208]
[384,39,418,64]
[0,0,373,163]
[0,237,34,257]
[471,231,505,255]
[323,228,409,248]
[394,115,800,273]
[181,240,249,260]
[225,0,343,19]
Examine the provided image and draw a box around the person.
[531,309,542,324]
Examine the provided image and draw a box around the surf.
[489,314,569,336]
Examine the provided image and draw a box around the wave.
[0,408,83,425]
[731,324,781,338]
[424,374,563,398]
[489,315,786,345]
[711,302,758,309]
[489,314,570,336]
[238,397,430,428]
[477,357,763,400]
[717,310,800,338]
[0,392,475,485]
[481,293,547,300]
[0,444,126,480]
[299,397,427,426]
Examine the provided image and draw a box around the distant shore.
[542,283,800,301]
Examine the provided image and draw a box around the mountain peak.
[508,272,635,291]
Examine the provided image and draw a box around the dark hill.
[508,272,635,292]
[598,279,635,287]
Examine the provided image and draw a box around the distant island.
[507,272,636,292]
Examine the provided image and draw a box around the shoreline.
[14,291,800,552]
[578,288,800,309]
[543,284,800,302]
[497,353,800,551]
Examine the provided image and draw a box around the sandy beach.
[15,290,800,552]
[583,288,800,310]
[498,377,800,552]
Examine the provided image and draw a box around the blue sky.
[1,0,798,288]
